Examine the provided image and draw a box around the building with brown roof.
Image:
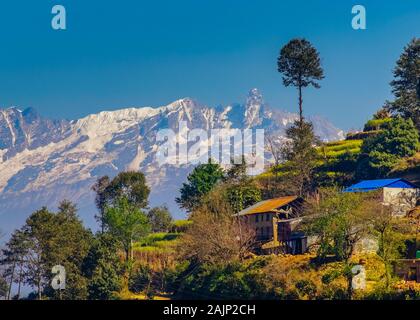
[236,196,306,254]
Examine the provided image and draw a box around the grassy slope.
[134,232,181,253]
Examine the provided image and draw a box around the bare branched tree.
[179,189,256,265]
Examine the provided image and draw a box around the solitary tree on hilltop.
[277,38,324,123]
[386,38,420,131]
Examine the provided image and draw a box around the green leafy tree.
[104,197,150,262]
[43,200,92,300]
[92,176,111,232]
[358,117,419,178]
[226,182,262,213]
[176,162,224,212]
[1,202,92,300]
[281,120,320,196]
[303,188,378,298]
[1,229,28,300]
[224,159,261,213]
[147,206,173,233]
[224,157,248,183]
[93,172,150,231]
[303,188,373,263]
[386,38,420,131]
[0,275,7,298]
[82,233,123,300]
[277,38,324,122]
[369,206,408,289]
[21,207,56,300]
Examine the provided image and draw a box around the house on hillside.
[344,178,419,216]
[236,196,307,255]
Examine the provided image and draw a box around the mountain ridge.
[0,89,344,234]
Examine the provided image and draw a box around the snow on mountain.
[0,89,344,234]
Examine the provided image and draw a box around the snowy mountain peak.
[246,88,264,106]
[244,88,265,127]
[73,106,161,138]
[0,92,345,234]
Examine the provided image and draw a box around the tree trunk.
[130,239,134,261]
[385,265,391,289]
[347,274,353,300]
[7,262,16,300]
[37,278,42,300]
[125,248,130,263]
[17,264,23,299]
[298,85,303,124]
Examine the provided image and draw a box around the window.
[266,213,270,221]
[266,227,270,236]
[255,214,259,223]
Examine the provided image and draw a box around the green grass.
[134,232,181,253]
[318,140,363,159]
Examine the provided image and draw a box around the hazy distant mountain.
[0,89,344,234]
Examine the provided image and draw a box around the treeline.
[0,172,174,300]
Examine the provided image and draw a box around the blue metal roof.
[344,178,418,192]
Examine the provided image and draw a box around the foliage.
[147,206,173,233]
[302,188,378,262]
[1,229,28,300]
[0,275,7,298]
[174,260,272,300]
[346,130,380,140]
[1,201,92,300]
[281,120,320,195]
[93,171,150,230]
[386,38,420,131]
[224,160,262,213]
[92,176,111,232]
[226,182,262,213]
[104,197,150,262]
[138,233,180,247]
[179,189,256,265]
[170,220,193,233]
[128,264,154,297]
[82,233,123,300]
[364,118,392,131]
[134,233,181,255]
[358,117,419,178]
[369,207,409,288]
[277,38,324,121]
[176,162,224,212]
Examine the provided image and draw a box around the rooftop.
[344,178,418,192]
[237,196,299,216]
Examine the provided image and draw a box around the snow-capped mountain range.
[0,89,344,234]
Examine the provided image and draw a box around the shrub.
[364,118,392,131]
[170,220,193,233]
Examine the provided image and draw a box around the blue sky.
[0,0,419,130]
